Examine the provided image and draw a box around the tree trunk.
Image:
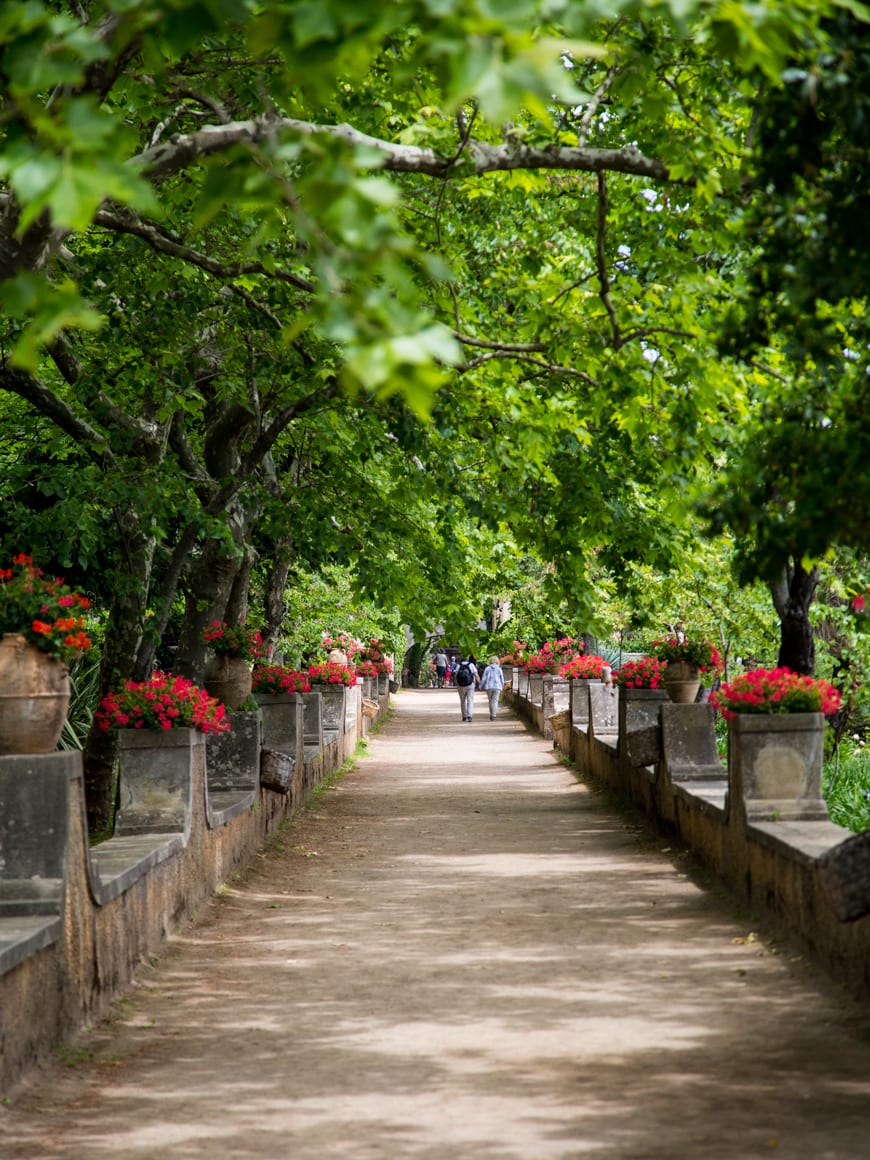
[225,548,254,627]
[769,558,819,675]
[175,540,245,682]
[261,537,294,663]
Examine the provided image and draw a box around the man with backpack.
[454,656,479,721]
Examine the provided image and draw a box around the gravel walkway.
[3,689,870,1159]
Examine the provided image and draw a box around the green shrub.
[823,740,870,833]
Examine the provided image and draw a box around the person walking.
[478,655,505,720]
[454,656,479,721]
[434,649,449,688]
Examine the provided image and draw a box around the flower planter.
[542,674,569,739]
[0,633,70,755]
[203,653,253,711]
[662,660,701,704]
[588,683,619,739]
[255,692,304,759]
[205,708,261,791]
[115,727,198,835]
[527,674,544,707]
[618,687,668,766]
[318,685,347,735]
[569,678,601,726]
[729,712,828,822]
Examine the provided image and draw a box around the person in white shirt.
[478,656,505,720]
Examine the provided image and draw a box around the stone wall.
[506,679,870,999]
[0,681,390,1094]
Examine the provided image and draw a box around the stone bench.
[0,752,73,975]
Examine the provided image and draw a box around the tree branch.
[0,362,118,470]
[576,65,618,147]
[455,333,547,353]
[93,208,316,293]
[133,115,674,183]
[456,350,597,384]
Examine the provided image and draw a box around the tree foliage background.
[1,0,869,830]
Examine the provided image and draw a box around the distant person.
[454,656,479,721]
[434,649,448,688]
[478,655,505,720]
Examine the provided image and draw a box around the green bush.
[823,740,870,833]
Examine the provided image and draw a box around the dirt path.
[3,689,870,1159]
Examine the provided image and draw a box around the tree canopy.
[2,0,869,828]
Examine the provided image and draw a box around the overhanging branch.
[134,115,674,184]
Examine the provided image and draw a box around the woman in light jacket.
[478,656,505,720]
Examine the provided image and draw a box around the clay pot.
[0,633,70,754]
[662,660,701,704]
[203,653,253,710]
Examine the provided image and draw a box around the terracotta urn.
[203,653,253,711]
[0,633,70,754]
[662,660,701,704]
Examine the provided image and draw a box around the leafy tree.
[2,0,869,831]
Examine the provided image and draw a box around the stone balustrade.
[506,674,870,1000]
[0,676,391,1094]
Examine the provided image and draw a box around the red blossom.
[710,668,841,719]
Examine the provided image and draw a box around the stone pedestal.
[115,728,198,836]
[589,684,619,741]
[0,751,74,895]
[205,709,261,791]
[319,685,347,735]
[542,675,569,739]
[660,703,724,782]
[302,690,323,750]
[618,688,668,766]
[255,693,304,771]
[569,678,600,726]
[729,712,828,822]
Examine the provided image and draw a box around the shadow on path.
[3,690,870,1159]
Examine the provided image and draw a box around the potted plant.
[500,641,528,668]
[613,657,667,690]
[306,661,358,687]
[0,553,93,754]
[201,620,262,710]
[251,664,311,696]
[560,654,609,680]
[612,657,669,765]
[709,668,840,718]
[561,654,609,725]
[525,637,582,675]
[651,634,721,704]
[96,671,230,734]
[250,664,311,758]
[96,671,228,834]
[710,668,841,822]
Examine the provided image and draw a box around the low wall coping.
[88,833,185,905]
[747,818,851,866]
[671,779,727,816]
[0,915,63,976]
